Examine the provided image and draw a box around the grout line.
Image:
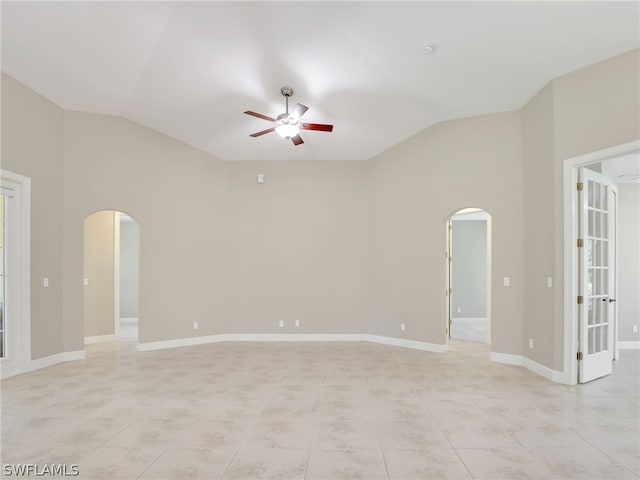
[135,446,167,480]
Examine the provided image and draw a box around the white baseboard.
[490,351,522,366]
[618,341,640,349]
[84,334,117,345]
[27,350,86,373]
[137,333,445,353]
[368,334,447,353]
[491,352,564,383]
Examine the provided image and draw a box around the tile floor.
[450,318,487,343]
[1,340,638,479]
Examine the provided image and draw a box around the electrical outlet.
[43,277,49,288]
[457,307,462,313]
[193,322,199,330]
[400,323,406,331]
[633,325,638,334]
[547,277,553,288]
[295,320,300,327]
[83,278,89,286]
[528,338,533,349]
[504,276,510,287]
[278,320,284,328]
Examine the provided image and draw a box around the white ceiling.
[605,153,640,183]
[2,1,638,161]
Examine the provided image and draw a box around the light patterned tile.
[306,449,388,480]
[529,446,637,479]
[456,447,555,479]
[139,447,236,479]
[222,445,307,480]
[75,446,163,479]
[384,448,472,480]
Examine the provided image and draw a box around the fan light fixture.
[275,120,299,138]
[244,86,333,146]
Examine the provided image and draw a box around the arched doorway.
[446,207,492,346]
[83,210,140,343]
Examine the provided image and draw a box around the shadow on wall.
[83,210,140,344]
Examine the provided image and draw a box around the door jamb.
[445,208,492,347]
[0,170,31,378]
[562,140,639,385]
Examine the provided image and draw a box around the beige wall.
[62,111,228,348]
[540,49,638,370]
[553,49,640,162]
[618,184,640,343]
[522,83,557,367]
[1,48,638,372]
[119,218,140,318]
[369,112,525,354]
[225,161,369,333]
[1,74,65,360]
[83,211,116,337]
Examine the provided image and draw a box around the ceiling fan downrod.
[280,86,293,115]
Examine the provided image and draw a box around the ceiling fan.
[244,86,333,145]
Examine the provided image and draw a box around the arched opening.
[83,210,140,344]
[446,207,492,348]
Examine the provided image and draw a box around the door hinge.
[577,295,583,304]
[577,351,583,361]
[577,182,583,191]
[577,238,583,248]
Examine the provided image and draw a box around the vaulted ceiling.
[2,1,638,161]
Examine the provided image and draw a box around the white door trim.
[114,212,121,339]
[0,170,31,379]
[445,208,492,347]
[562,140,639,385]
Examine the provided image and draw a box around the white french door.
[578,168,617,383]
[0,170,31,379]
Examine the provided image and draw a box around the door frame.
[445,207,492,347]
[0,170,31,379]
[562,140,639,385]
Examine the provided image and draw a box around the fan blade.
[290,103,309,120]
[250,127,275,137]
[291,134,304,145]
[301,123,333,132]
[244,111,276,122]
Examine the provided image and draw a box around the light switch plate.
[43,277,49,288]
[503,276,510,287]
